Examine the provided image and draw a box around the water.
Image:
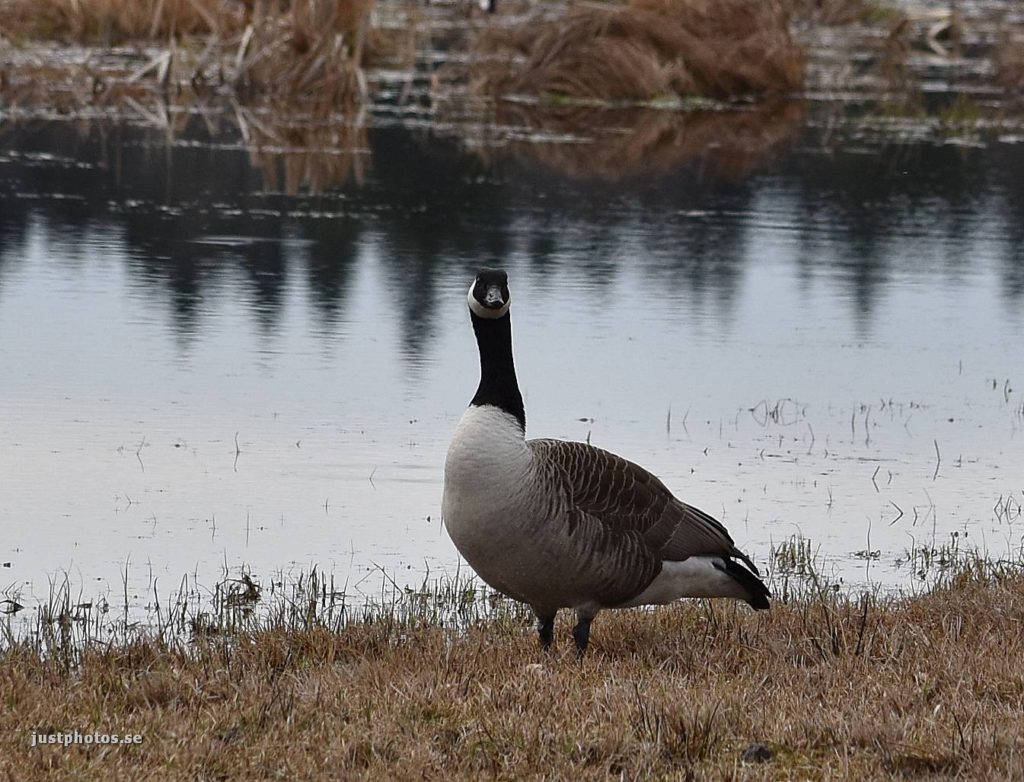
[1,120,1023,622]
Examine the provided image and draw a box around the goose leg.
[572,609,595,657]
[534,609,556,650]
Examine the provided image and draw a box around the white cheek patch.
[467,284,511,319]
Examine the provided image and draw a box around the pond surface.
[1,119,1023,622]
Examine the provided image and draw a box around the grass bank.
[2,554,1024,779]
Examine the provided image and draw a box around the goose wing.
[528,439,759,574]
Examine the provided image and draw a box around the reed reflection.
[1,121,1023,357]
[484,101,804,182]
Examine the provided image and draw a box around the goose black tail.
[723,558,771,610]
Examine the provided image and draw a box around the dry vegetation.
[4,0,1024,187]
[0,0,388,115]
[0,0,396,191]
[0,0,373,46]
[461,0,806,104]
[433,0,814,179]
[0,0,244,43]
[3,556,1024,779]
[430,0,1024,180]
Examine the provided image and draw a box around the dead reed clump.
[232,0,374,110]
[0,0,380,117]
[0,0,246,44]
[463,0,806,104]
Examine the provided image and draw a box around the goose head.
[467,268,511,319]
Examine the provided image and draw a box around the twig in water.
[127,51,169,84]
[122,96,168,128]
[871,465,880,492]
[888,501,905,526]
[136,437,146,473]
[666,405,671,435]
[933,439,941,481]
[122,557,130,630]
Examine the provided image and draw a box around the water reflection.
[480,101,805,181]
[1,120,1023,352]
[2,117,1023,615]
[240,111,371,194]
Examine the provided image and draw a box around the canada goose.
[442,269,769,654]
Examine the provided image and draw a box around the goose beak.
[483,285,506,309]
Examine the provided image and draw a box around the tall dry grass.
[2,555,1024,779]
[463,0,806,104]
[0,0,246,43]
[232,0,371,109]
[0,0,389,189]
[0,0,378,113]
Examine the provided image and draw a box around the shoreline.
[2,554,1023,778]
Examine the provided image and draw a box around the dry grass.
[0,0,246,44]
[3,557,1024,779]
[0,0,375,45]
[231,0,372,110]
[462,0,806,103]
[0,0,387,190]
[0,0,380,115]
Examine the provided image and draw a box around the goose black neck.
[470,311,525,432]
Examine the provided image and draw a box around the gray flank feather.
[528,439,757,573]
